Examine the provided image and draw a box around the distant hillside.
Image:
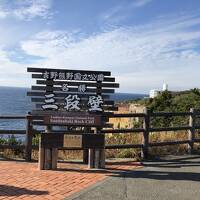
[145,89,200,112]
[135,89,200,127]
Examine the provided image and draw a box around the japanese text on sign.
[62,84,87,93]
[43,71,104,82]
[42,94,103,112]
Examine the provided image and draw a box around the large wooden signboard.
[27,67,119,170]
[28,67,119,126]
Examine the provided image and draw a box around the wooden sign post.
[27,67,119,170]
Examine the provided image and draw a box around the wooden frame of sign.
[27,67,119,170]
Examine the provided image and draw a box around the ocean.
[0,86,146,130]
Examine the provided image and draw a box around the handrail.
[0,116,27,119]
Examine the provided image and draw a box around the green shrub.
[32,134,40,145]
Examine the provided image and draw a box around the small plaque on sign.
[44,113,102,126]
[63,135,82,148]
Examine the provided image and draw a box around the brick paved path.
[0,160,141,200]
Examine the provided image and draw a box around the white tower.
[162,83,168,91]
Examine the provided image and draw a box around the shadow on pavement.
[0,185,48,196]
[54,161,140,175]
[142,155,200,168]
[54,166,134,174]
[108,155,200,182]
[120,170,200,182]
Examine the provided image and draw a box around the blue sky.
[0,0,200,93]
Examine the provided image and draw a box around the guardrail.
[0,108,200,161]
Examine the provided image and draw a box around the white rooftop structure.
[149,89,160,98]
[162,83,168,91]
[149,83,169,98]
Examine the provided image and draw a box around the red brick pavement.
[0,160,141,200]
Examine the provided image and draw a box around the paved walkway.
[0,159,141,200]
[69,155,200,200]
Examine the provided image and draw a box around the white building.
[149,89,160,98]
[162,83,168,91]
[149,83,169,98]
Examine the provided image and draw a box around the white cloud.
[132,0,153,7]
[100,0,153,24]
[100,5,123,21]
[0,49,25,73]
[0,10,8,18]
[117,64,200,93]
[0,0,52,20]
[0,48,28,87]
[1,13,200,92]
[14,0,53,20]
[21,15,200,65]
[19,14,200,92]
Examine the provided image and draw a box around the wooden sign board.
[41,133,105,149]
[82,134,105,149]
[40,134,63,148]
[28,67,118,169]
[27,67,119,115]
[43,113,102,127]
